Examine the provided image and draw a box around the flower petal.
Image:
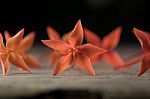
[0,53,9,75]
[47,26,61,40]
[53,52,73,75]
[133,28,150,52]
[68,20,83,46]
[115,58,142,70]
[23,54,42,68]
[75,53,96,75]
[48,51,61,66]
[84,28,101,47]
[4,31,11,41]
[17,32,35,53]
[103,51,124,69]
[6,29,24,51]
[78,44,107,58]
[0,34,6,52]
[41,40,70,54]
[102,26,122,49]
[124,51,144,61]
[138,54,150,76]
[9,52,31,72]
[62,33,69,42]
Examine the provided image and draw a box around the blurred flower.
[0,29,31,75]
[4,30,41,68]
[117,28,150,76]
[84,26,124,69]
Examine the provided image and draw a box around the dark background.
[0,0,149,45]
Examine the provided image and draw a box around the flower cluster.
[0,20,149,76]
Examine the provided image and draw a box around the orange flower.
[133,28,150,76]
[4,30,41,68]
[120,28,150,76]
[84,26,124,69]
[42,20,107,75]
[0,29,31,75]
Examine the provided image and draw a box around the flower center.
[68,45,80,54]
[1,48,13,54]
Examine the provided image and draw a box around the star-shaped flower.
[4,30,41,68]
[84,26,124,69]
[42,20,107,75]
[0,29,31,75]
[118,28,150,76]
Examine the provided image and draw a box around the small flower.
[42,20,107,75]
[0,29,31,75]
[84,26,124,69]
[4,30,41,68]
[115,28,150,76]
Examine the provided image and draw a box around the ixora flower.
[42,20,107,75]
[4,30,41,68]
[117,28,150,76]
[133,28,150,76]
[0,29,31,75]
[84,26,124,69]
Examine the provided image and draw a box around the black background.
[0,0,149,45]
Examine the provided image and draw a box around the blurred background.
[0,0,149,45]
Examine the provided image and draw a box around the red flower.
[84,27,124,69]
[4,30,41,68]
[116,28,150,76]
[0,29,31,75]
[42,20,107,75]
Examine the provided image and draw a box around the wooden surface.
[0,45,150,99]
